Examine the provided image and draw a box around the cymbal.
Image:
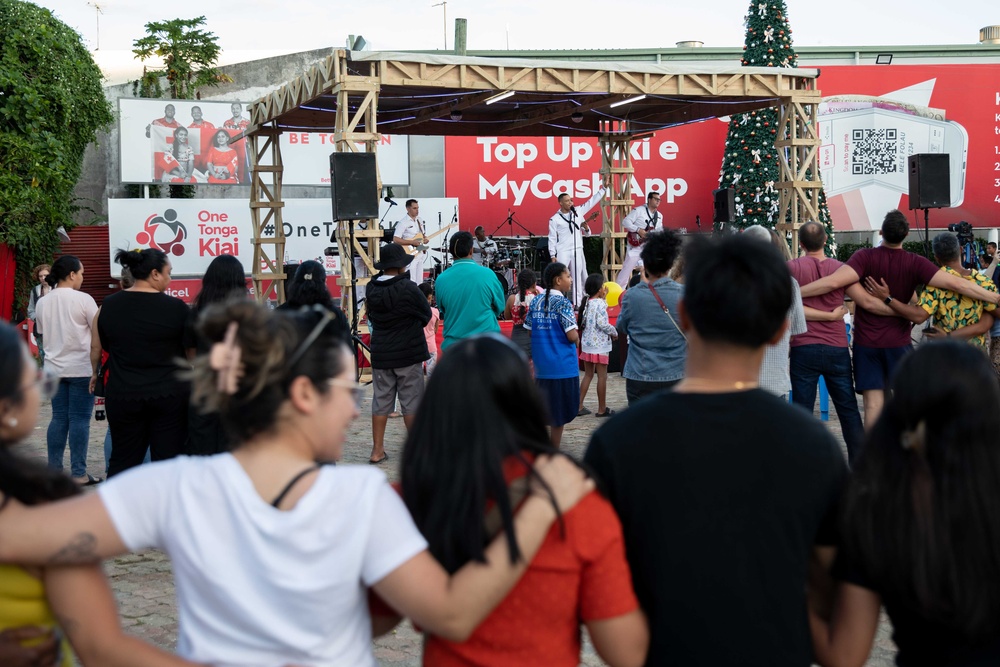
[430,246,451,253]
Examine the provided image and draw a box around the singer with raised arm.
[548,186,606,304]
[393,199,428,283]
[617,191,663,288]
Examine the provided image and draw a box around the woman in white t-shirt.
[0,302,593,667]
[33,255,101,486]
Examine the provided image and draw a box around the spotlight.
[571,111,583,123]
[450,109,463,121]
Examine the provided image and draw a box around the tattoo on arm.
[49,533,98,564]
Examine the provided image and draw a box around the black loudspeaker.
[330,153,378,221]
[713,187,735,223]
[908,154,950,210]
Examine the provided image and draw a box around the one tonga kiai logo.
[136,209,187,256]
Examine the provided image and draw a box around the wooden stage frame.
[241,49,822,319]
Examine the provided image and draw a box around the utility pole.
[87,2,104,50]
[431,1,447,50]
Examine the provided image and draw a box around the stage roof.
[247,50,820,138]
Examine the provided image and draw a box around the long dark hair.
[285,261,336,311]
[401,335,574,573]
[0,324,79,505]
[517,269,537,302]
[843,341,1000,639]
[541,262,567,311]
[577,273,604,332]
[194,254,246,312]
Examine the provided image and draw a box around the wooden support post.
[597,121,635,283]
[331,59,382,346]
[775,92,822,256]
[249,123,286,304]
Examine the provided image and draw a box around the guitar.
[401,224,457,255]
[626,209,659,247]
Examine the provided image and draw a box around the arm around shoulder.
[800,265,860,298]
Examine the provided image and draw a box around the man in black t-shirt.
[585,234,847,667]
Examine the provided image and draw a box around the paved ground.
[17,373,898,666]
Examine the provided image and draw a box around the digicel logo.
[136,209,187,256]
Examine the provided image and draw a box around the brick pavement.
[18,373,897,666]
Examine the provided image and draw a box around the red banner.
[444,64,1000,233]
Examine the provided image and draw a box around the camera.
[947,221,975,244]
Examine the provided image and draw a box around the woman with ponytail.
[524,263,580,447]
[811,341,1000,666]
[92,249,190,475]
[0,323,200,667]
[0,303,593,667]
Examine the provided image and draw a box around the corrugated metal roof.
[58,226,117,307]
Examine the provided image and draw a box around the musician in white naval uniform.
[617,191,664,288]
[547,185,606,305]
[392,199,427,283]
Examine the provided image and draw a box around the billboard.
[444,64,1000,233]
[107,197,459,278]
[118,98,409,186]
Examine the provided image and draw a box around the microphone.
[695,215,701,230]
[570,205,577,216]
[384,196,397,206]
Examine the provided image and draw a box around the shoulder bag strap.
[647,284,687,341]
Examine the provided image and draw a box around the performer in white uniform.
[617,191,664,287]
[471,226,498,267]
[548,186,605,305]
[392,199,427,283]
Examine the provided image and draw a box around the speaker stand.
[923,208,930,258]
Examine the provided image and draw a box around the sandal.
[577,407,592,416]
[76,474,103,486]
[368,453,389,465]
[595,408,615,418]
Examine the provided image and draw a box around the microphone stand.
[379,200,396,228]
[490,208,534,238]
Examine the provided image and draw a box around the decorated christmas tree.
[719,0,835,252]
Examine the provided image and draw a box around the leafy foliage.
[719,0,836,253]
[0,0,113,309]
[132,17,232,100]
[131,16,231,200]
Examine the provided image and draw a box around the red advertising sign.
[445,64,1000,233]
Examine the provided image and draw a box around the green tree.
[132,16,231,100]
[132,16,232,200]
[0,0,113,308]
[718,0,835,253]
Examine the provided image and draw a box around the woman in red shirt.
[206,129,239,184]
[394,334,648,667]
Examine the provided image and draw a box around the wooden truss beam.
[597,122,635,282]
[775,92,823,254]
[249,123,286,304]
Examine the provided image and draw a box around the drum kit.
[428,236,542,295]
[488,237,536,294]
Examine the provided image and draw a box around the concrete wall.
[75,47,450,225]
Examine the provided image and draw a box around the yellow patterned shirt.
[917,266,997,348]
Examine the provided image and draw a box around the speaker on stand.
[330,152,379,376]
[712,188,736,233]
[907,154,951,257]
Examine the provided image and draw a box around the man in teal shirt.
[435,231,506,350]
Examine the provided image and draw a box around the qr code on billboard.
[851,129,898,175]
